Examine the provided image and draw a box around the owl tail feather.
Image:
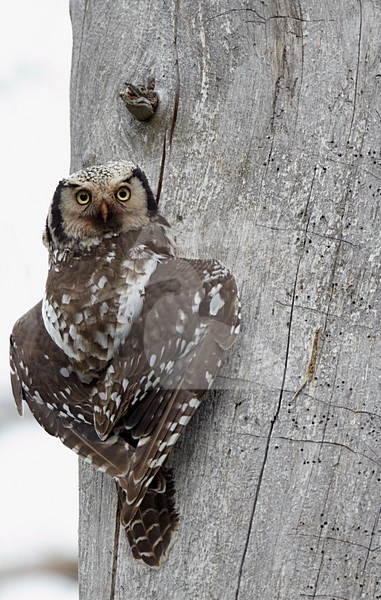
[120,468,179,568]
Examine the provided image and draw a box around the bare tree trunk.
[70,1,381,598]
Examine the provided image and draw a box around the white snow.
[0,418,78,569]
[0,2,76,598]
[0,575,77,600]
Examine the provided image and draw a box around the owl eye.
[76,190,91,205]
[116,187,131,202]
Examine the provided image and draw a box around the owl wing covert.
[91,257,240,438]
[104,257,241,524]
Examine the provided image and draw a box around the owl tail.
[119,468,179,568]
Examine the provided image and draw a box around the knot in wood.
[120,78,159,121]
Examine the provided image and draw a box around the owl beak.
[100,200,109,222]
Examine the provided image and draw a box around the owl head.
[44,160,157,251]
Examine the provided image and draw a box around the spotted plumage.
[9,160,240,568]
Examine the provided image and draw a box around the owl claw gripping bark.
[9,160,241,568]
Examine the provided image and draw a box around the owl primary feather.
[9,160,240,568]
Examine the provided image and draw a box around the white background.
[0,2,78,598]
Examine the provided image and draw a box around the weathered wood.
[71,1,381,598]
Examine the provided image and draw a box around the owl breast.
[42,224,173,381]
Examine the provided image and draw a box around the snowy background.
[0,2,78,598]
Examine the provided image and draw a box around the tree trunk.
[70,1,381,598]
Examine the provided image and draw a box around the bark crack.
[155,0,180,202]
[155,134,167,204]
[169,0,181,150]
[205,8,266,24]
[297,532,381,554]
[234,255,302,599]
[296,391,381,419]
[347,0,363,143]
[109,488,121,600]
[276,436,381,466]
[206,8,330,25]
[310,465,338,596]
[300,595,350,599]
[235,170,330,596]
[360,505,381,586]
[292,2,305,140]
[311,551,325,599]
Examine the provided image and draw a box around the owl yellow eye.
[76,190,91,205]
[116,187,131,202]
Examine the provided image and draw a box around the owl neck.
[48,232,120,259]
[45,213,174,259]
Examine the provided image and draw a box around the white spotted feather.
[9,160,240,570]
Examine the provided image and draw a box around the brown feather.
[9,161,240,568]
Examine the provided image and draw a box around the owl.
[9,160,240,568]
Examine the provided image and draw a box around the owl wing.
[94,257,240,524]
[10,258,240,568]
[10,304,135,479]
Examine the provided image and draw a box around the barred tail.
[121,468,179,568]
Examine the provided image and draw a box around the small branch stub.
[120,78,159,121]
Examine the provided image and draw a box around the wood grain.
[70,1,381,598]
